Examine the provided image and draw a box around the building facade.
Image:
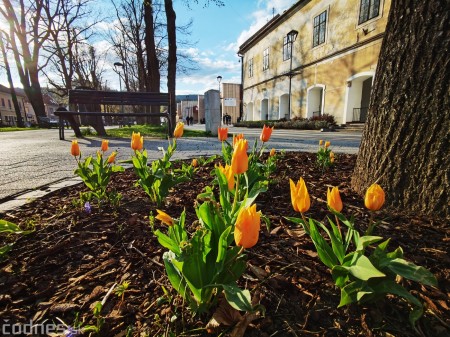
[0,85,35,126]
[238,0,391,125]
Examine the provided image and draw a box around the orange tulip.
[155,209,173,226]
[107,151,117,164]
[364,183,385,211]
[231,138,248,174]
[319,140,324,146]
[290,178,310,213]
[327,186,343,212]
[131,132,144,151]
[217,164,235,191]
[173,122,184,138]
[192,158,198,167]
[260,125,274,143]
[234,204,260,249]
[71,140,80,157]
[269,148,276,157]
[233,133,244,147]
[330,151,335,158]
[101,139,109,152]
[218,127,228,141]
[325,141,331,148]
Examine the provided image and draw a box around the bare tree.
[0,0,56,120]
[42,0,99,97]
[0,30,24,127]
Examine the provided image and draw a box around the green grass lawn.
[0,126,40,132]
[103,124,211,139]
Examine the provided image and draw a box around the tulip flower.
[325,141,331,148]
[101,140,109,152]
[365,183,385,211]
[269,148,276,157]
[231,138,248,175]
[234,204,260,249]
[217,164,235,191]
[192,158,198,167]
[319,140,324,146]
[327,186,343,213]
[260,125,274,143]
[131,132,144,151]
[155,209,174,226]
[107,151,117,164]
[290,178,310,213]
[173,122,184,138]
[218,127,228,141]
[71,140,80,157]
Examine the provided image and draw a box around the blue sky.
[0,0,297,96]
[174,0,297,95]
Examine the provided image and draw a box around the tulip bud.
[260,125,274,143]
[231,139,248,174]
[155,209,174,226]
[101,139,109,152]
[192,158,198,167]
[234,204,260,249]
[173,122,184,138]
[325,141,331,148]
[327,186,343,212]
[217,164,235,191]
[218,127,228,141]
[319,140,324,146]
[269,148,276,157]
[107,151,117,164]
[131,132,144,151]
[364,183,385,211]
[71,140,80,157]
[290,178,310,213]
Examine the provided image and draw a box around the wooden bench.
[54,89,172,140]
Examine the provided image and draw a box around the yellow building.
[238,0,391,125]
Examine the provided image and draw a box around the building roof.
[0,84,28,98]
[237,0,310,54]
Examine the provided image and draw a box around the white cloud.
[236,0,297,48]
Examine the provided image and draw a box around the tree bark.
[351,0,449,218]
[165,0,177,134]
[144,0,162,125]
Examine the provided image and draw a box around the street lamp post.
[217,75,222,125]
[114,62,124,115]
[287,30,298,120]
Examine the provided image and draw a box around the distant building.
[238,0,391,124]
[220,83,242,124]
[0,85,35,126]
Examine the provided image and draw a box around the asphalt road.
[0,126,362,202]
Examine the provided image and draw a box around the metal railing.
[353,107,368,122]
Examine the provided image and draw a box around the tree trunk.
[165,0,177,134]
[351,0,449,218]
[144,0,161,125]
[0,31,24,127]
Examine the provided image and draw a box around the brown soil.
[0,152,448,337]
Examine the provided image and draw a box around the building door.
[261,99,269,121]
[359,78,372,122]
[307,86,324,118]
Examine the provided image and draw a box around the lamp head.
[217,75,222,84]
[287,29,298,43]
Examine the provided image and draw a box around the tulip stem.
[231,175,240,215]
[300,212,310,233]
[366,212,376,235]
[335,214,342,238]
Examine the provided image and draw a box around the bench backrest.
[68,89,170,106]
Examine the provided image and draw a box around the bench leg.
[59,119,65,140]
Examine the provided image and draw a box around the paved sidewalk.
[0,125,361,212]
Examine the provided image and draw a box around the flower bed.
[0,129,448,336]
